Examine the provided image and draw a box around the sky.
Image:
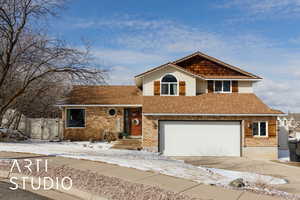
[48,0,300,112]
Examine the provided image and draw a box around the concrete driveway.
[176,156,300,196]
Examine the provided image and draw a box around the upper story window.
[214,81,231,93]
[161,74,178,96]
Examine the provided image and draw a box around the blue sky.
[49,0,300,112]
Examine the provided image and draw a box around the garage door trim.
[158,120,242,156]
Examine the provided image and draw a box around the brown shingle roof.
[60,85,142,105]
[143,94,283,115]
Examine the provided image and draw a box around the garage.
[159,121,241,156]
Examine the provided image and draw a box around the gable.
[142,65,196,96]
[135,51,261,80]
[176,55,249,78]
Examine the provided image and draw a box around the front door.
[124,108,142,136]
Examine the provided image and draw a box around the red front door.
[129,108,142,136]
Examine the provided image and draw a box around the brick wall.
[142,115,278,152]
[62,107,124,141]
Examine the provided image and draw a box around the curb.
[0,170,107,200]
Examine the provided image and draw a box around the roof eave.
[143,113,285,117]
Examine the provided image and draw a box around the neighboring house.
[279,113,300,147]
[58,52,284,159]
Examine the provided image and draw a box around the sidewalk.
[0,152,283,200]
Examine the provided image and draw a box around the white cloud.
[76,15,300,112]
[254,79,300,112]
[219,0,300,18]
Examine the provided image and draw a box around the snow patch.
[0,141,287,187]
[204,167,287,185]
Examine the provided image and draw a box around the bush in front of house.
[103,131,117,142]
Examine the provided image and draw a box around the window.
[108,108,116,116]
[161,74,178,96]
[252,122,268,137]
[66,109,85,128]
[214,81,231,93]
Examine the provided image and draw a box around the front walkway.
[0,152,284,200]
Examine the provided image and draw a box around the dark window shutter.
[232,81,238,93]
[179,81,186,96]
[208,81,214,93]
[268,120,277,137]
[154,81,160,96]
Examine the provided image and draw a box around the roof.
[59,85,142,105]
[135,51,262,80]
[143,93,284,115]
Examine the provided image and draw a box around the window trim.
[160,74,179,96]
[213,80,232,93]
[65,108,86,129]
[252,121,268,137]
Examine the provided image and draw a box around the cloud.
[71,15,300,112]
[90,48,170,85]
[218,0,300,19]
[254,79,300,112]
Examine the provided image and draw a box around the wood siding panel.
[268,120,277,137]
[232,81,238,93]
[179,81,186,96]
[154,81,160,96]
[208,81,214,93]
[176,56,245,76]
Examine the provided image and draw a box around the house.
[58,51,284,159]
[279,113,300,147]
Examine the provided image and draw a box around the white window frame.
[213,80,232,93]
[160,74,179,96]
[65,108,86,128]
[252,121,268,137]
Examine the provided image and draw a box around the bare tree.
[0,0,106,126]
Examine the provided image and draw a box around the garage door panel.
[160,121,241,156]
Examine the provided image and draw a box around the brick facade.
[142,115,278,154]
[62,107,124,141]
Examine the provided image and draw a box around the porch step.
[112,139,142,150]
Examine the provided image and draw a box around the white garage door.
[159,121,241,156]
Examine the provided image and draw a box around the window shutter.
[268,120,277,137]
[245,120,253,138]
[179,81,186,96]
[232,81,238,93]
[154,81,160,96]
[208,81,214,93]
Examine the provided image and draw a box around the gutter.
[143,113,286,117]
[55,104,143,107]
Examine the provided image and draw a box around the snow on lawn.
[0,141,287,186]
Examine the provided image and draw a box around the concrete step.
[114,139,142,145]
[112,144,142,150]
[112,139,142,150]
